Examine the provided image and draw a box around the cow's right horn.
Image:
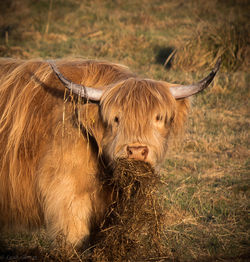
[49,61,104,101]
[169,57,221,99]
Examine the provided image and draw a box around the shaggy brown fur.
[0,58,189,248]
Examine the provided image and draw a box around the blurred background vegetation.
[0,0,249,261]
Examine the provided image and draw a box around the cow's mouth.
[113,158,154,172]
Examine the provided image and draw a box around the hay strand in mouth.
[92,159,167,261]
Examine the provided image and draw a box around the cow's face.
[100,79,179,167]
[50,59,220,166]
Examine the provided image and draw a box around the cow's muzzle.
[127,145,149,161]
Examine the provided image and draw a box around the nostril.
[141,147,148,157]
[127,146,133,156]
[127,145,149,160]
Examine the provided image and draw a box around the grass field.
[0,0,249,261]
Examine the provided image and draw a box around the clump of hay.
[171,20,249,72]
[91,159,167,261]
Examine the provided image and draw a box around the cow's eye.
[114,116,119,124]
[170,115,174,124]
[156,114,163,121]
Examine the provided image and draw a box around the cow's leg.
[62,194,92,247]
[39,173,94,249]
[52,194,92,248]
[37,133,105,249]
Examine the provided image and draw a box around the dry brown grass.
[90,159,166,261]
[170,0,249,72]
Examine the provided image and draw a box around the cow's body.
[0,57,219,248]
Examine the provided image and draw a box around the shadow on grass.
[0,241,42,262]
[155,46,176,69]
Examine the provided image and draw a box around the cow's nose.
[127,145,149,161]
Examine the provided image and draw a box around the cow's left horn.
[48,61,103,101]
[169,57,221,99]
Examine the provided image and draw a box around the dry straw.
[89,158,167,262]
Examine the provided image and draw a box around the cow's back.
[0,58,24,77]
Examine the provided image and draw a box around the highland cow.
[0,58,220,248]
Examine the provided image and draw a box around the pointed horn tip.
[47,60,103,101]
[48,60,58,73]
[47,60,53,67]
[213,57,222,74]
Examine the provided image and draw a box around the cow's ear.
[79,103,104,149]
[172,98,190,135]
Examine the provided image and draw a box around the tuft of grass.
[170,0,249,72]
[172,21,249,72]
[91,159,167,261]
